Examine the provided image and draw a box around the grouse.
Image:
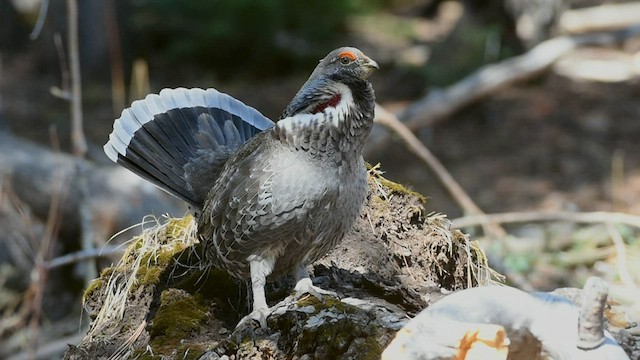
[104,47,378,327]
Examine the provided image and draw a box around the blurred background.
[1,0,639,358]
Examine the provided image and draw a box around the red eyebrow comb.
[338,51,357,61]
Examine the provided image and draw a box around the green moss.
[295,295,357,315]
[166,215,194,235]
[131,350,162,360]
[367,163,426,204]
[296,295,359,314]
[176,343,207,360]
[325,297,358,314]
[137,264,163,286]
[376,176,426,204]
[134,222,195,288]
[351,336,384,360]
[149,289,209,355]
[292,296,388,357]
[298,317,357,357]
[295,294,322,308]
[135,249,174,287]
[99,266,114,278]
[82,278,104,302]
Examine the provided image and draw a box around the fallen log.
[0,131,185,244]
[560,3,640,34]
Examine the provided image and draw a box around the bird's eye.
[337,50,357,66]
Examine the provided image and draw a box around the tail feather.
[104,88,274,209]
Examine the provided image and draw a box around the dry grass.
[85,215,198,343]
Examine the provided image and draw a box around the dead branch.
[379,25,640,133]
[452,210,640,229]
[26,176,67,357]
[46,245,124,270]
[28,0,49,40]
[560,2,640,34]
[375,104,506,239]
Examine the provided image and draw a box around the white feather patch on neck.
[332,83,354,123]
[277,83,355,132]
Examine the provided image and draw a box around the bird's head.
[281,47,378,119]
[310,47,379,82]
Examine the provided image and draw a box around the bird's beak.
[359,57,379,79]
[364,57,379,70]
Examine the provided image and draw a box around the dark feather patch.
[117,106,270,207]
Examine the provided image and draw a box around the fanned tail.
[104,87,274,209]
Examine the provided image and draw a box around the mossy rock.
[149,289,209,356]
[66,172,497,359]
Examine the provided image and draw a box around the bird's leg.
[236,255,275,329]
[291,265,337,302]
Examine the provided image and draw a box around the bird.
[103,47,378,328]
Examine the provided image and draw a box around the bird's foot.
[291,277,338,302]
[236,307,271,330]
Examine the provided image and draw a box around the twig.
[28,175,67,358]
[67,0,86,157]
[452,210,640,229]
[28,0,50,40]
[46,246,124,270]
[52,33,70,99]
[375,104,506,239]
[606,224,639,292]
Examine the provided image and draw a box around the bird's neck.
[274,80,375,160]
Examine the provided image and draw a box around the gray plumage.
[104,47,379,326]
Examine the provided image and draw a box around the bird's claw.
[292,277,338,302]
[236,307,271,330]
